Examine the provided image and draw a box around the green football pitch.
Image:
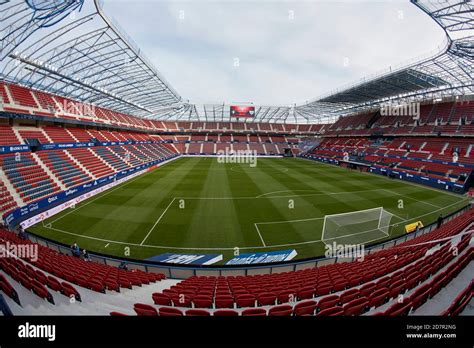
[28,156,470,262]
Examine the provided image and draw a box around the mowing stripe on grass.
[48,156,184,226]
[140,198,176,246]
[28,157,469,261]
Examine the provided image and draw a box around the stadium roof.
[318,69,449,105]
[0,0,182,117]
[296,0,474,122]
[0,0,473,123]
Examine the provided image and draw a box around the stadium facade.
[0,0,472,319]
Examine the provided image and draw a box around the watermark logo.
[217,147,257,167]
[18,323,55,342]
[324,241,365,261]
[380,102,420,120]
[0,242,38,262]
[56,100,96,117]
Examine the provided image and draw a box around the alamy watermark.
[0,242,38,262]
[217,147,258,167]
[380,101,420,120]
[324,241,365,261]
[18,322,55,342]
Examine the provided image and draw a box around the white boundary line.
[255,207,405,227]
[254,223,266,247]
[382,189,442,209]
[254,198,469,247]
[128,189,388,248]
[295,156,464,199]
[35,157,470,252]
[48,156,184,225]
[40,197,470,251]
[175,188,388,200]
[140,198,176,246]
[256,216,324,225]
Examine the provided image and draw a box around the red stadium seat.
[213,310,239,316]
[297,286,316,300]
[385,301,412,316]
[294,300,317,316]
[268,305,293,316]
[410,284,432,311]
[368,288,389,309]
[46,276,62,292]
[235,294,256,308]
[215,295,234,309]
[257,293,277,306]
[133,303,158,316]
[316,306,344,316]
[242,308,267,316]
[0,275,21,305]
[171,294,193,308]
[105,280,120,292]
[152,293,171,306]
[343,297,369,316]
[192,295,213,308]
[159,307,184,316]
[186,309,211,316]
[317,295,340,312]
[340,288,359,304]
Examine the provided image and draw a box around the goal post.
[321,207,394,246]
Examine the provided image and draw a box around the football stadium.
[0,0,473,345]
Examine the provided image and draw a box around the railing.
[23,204,471,280]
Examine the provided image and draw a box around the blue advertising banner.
[226,249,297,265]
[311,148,474,169]
[0,145,30,154]
[40,142,95,150]
[99,141,133,146]
[302,155,467,192]
[146,253,223,265]
[368,166,465,190]
[3,154,180,227]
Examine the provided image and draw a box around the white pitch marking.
[256,216,325,225]
[176,188,387,200]
[47,156,183,225]
[253,199,469,247]
[382,189,443,208]
[230,166,289,174]
[41,204,470,251]
[254,223,266,247]
[140,198,176,246]
[104,243,110,248]
[296,156,463,199]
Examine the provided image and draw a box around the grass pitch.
[28,157,470,262]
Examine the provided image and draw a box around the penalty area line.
[254,223,267,247]
[140,198,176,246]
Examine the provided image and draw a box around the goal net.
[321,207,393,246]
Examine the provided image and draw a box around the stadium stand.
[1,198,471,316]
[0,228,166,295]
[0,152,61,203]
[307,134,474,184]
[134,208,474,315]
[0,89,472,318]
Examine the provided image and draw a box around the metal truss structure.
[0,0,181,117]
[297,0,474,123]
[142,103,303,124]
[0,0,473,124]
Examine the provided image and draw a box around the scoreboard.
[230,105,255,118]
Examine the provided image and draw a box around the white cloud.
[103,0,446,105]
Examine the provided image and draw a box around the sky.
[102,0,446,106]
